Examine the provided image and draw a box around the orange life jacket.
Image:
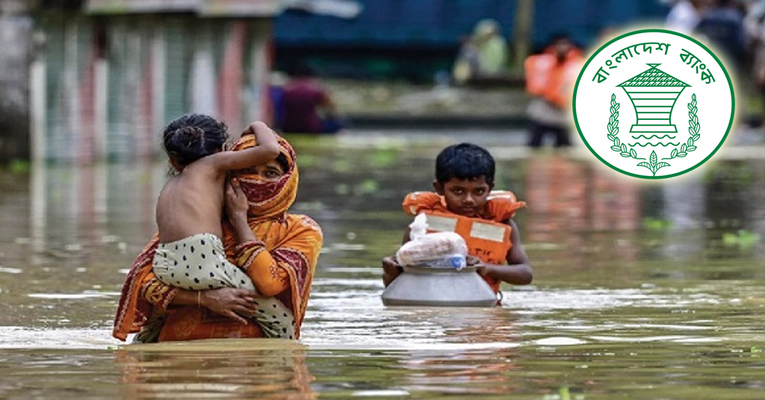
[524,47,583,108]
[402,191,526,293]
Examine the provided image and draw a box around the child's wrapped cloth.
[395,214,468,268]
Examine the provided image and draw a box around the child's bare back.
[156,158,230,243]
[151,114,297,339]
[155,115,279,243]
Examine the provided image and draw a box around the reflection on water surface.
[1,131,765,399]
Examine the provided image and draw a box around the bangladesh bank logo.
[573,29,735,179]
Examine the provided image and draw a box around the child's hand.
[240,121,262,138]
[225,178,250,222]
[475,264,493,277]
[241,120,276,140]
[466,255,482,266]
[382,256,401,272]
[381,256,403,287]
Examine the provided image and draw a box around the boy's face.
[433,176,493,218]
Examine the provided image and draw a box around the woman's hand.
[225,178,249,223]
[199,288,260,325]
[225,178,258,243]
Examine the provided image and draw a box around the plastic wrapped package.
[395,214,468,268]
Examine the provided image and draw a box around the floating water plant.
[722,229,760,249]
[642,217,672,231]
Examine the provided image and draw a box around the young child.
[382,143,533,300]
[152,114,295,338]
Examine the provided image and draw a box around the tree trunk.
[511,0,534,74]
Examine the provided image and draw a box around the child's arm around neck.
[202,121,280,172]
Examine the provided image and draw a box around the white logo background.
[574,30,734,179]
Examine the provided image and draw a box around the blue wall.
[274,0,670,50]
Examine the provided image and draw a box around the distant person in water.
[381,143,533,304]
[268,71,289,132]
[694,0,746,74]
[150,114,295,339]
[524,34,583,148]
[281,64,343,134]
[452,19,509,84]
[664,0,706,34]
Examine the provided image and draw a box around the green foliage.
[334,183,350,195]
[332,158,351,172]
[367,149,398,168]
[559,386,572,400]
[354,179,380,195]
[643,217,672,231]
[297,154,318,167]
[722,230,760,249]
[8,159,30,174]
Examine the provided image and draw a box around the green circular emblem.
[573,28,735,179]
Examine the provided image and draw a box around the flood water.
[2,129,765,399]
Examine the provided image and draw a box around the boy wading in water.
[153,114,296,338]
[382,143,533,303]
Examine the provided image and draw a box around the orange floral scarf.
[233,134,298,221]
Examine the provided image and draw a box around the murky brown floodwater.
[1,130,765,399]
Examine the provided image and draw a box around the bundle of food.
[395,214,468,269]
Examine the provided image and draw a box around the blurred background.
[3,1,765,398]
[3,0,765,162]
[0,0,708,163]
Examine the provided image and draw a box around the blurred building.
[29,0,280,162]
[7,0,673,162]
[273,0,670,82]
[0,0,33,162]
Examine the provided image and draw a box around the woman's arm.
[224,178,308,297]
[477,219,533,285]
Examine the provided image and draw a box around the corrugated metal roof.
[85,0,282,16]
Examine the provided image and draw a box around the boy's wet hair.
[162,114,228,167]
[435,143,495,185]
